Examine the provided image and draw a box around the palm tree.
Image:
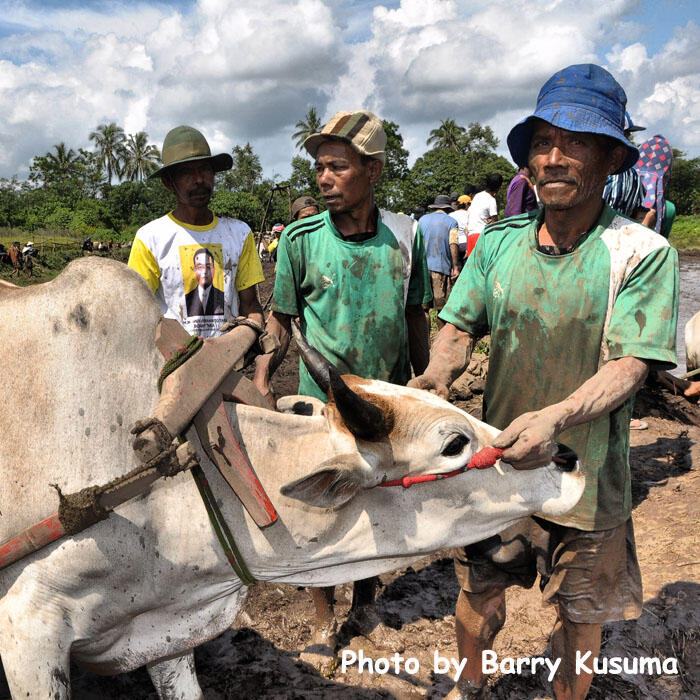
[123,132,161,181]
[426,119,467,153]
[292,107,323,150]
[89,122,126,184]
[44,143,80,179]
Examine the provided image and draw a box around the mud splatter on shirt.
[441,205,678,530]
[272,210,432,401]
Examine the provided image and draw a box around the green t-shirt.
[441,204,679,530]
[272,209,432,401]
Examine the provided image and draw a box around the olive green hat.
[149,125,233,179]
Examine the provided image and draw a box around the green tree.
[289,155,321,202]
[222,143,263,193]
[29,143,82,189]
[210,190,264,226]
[461,123,500,181]
[292,107,323,150]
[668,151,700,215]
[43,143,81,180]
[405,126,514,212]
[123,132,161,182]
[77,149,105,198]
[89,122,126,185]
[426,119,467,153]
[0,177,21,228]
[374,120,409,210]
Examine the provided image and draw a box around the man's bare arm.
[405,303,429,376]
[449,242,461,279]
[238,285,263,326]
[407,322,475,398]
[494,356,649,469]
[253,310,292,401]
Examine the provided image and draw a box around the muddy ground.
[4,260,699,699]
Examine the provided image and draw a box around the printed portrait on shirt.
[180,244,225,318]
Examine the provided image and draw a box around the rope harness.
[378,446,504,489]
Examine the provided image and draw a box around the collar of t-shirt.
[536,226,592,256]
[335,207,379,243]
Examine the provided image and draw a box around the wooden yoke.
[153,320,259,436]
[153,319,278,527]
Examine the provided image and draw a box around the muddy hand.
[493,407,560,470]
[407,373,449,400]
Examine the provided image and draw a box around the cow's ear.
[280,454,367,508]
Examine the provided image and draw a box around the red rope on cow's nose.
[378,446,504,489]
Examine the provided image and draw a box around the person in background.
[411,205,426,221]
[418,194,460,323]
[602,112,647,221]
[504,165,537,217]
[291,195,319,222]
[8,241,23,277]
[268,223,284,265]
[465,174,503,257]
[449,194,471,268]
[635,135,675,237]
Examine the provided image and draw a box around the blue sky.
[0,0,698,181]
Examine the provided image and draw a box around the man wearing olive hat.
[128,125,263,338]
[411,64,678,699]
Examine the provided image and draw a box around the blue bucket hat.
[507,64,639,175]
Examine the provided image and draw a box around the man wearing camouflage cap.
[411,65,678,699]
[254,109,432,669]
[128,125,263,338]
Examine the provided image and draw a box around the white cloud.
[0,0,697,181]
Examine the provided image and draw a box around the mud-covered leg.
[346,576,380,634]
[0,603,72,699]
[300,586,338,674]
[147,652,203,700]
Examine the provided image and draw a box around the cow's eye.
[442,434,469,457]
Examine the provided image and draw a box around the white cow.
[0,258,584,698]
[685,310,700,373]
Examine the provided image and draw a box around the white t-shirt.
[466,191,498,235]
[128,212,263,338]
[450,208,469,245]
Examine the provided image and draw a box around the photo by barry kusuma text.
[340,649,680,683]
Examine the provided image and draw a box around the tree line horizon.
[1,108,698,242]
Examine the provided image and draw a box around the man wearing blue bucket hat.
[411,64,678,699]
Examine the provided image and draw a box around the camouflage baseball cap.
[303,110,386,164]
[149,125,233,179]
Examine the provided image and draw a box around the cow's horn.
[328,366,388,441]
[291,319,333,394]
[291,320,387,440]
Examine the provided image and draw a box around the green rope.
[191,464,256,586]
[158,335,203,393]
[157,339,256,585]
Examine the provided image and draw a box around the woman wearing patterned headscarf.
[634,135,675,236]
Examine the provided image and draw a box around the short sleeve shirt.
[128,212,263,338]
[440,205,678,530]
[418,211,458,275]
[272,209,432,401]
[466,191,498,234]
